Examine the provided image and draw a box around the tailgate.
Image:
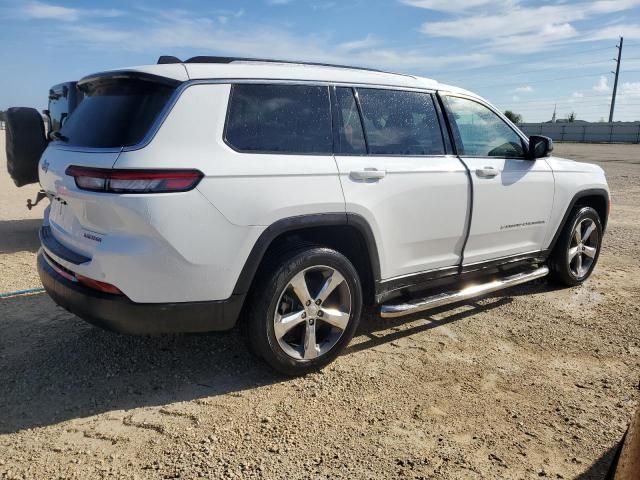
[39,146,120,258]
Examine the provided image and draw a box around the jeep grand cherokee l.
[35,57,609,375]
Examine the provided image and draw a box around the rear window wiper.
[50,131,69,142]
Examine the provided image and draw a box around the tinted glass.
[356,89,444,155]
[335,87,366,154]
[226,84,332,154]
[60,78,174,148]
[49,94,69,133]
[444,96,525,157]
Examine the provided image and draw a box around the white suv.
[37,57,609,375]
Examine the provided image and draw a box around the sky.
[1,0,639,122]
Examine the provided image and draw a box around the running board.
[380,266,549,318]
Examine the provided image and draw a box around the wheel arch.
[232,213,381,305]
[547,188,609,253]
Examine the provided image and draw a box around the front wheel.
[549,206,603,286]
[246,247,362,376]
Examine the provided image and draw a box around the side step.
[380,266,549,318]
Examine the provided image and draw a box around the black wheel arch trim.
[547,188,609,253]
[232,212,381,296]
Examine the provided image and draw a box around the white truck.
[11,57,608,375]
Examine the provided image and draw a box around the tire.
[245,246,363,376]
[5,107,47,187]
[548,206,603,286]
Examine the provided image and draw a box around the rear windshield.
[59,77,175,148]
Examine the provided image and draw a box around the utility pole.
[608,36,623,123]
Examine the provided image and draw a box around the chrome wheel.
[273,265,352,361]
[568,218,599,279]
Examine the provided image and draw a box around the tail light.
[65,166,203,193]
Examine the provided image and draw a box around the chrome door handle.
[476,166,499,178]
[350,168,387,181]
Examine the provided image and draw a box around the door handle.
[350,168,387,181]
[476,166,499,178]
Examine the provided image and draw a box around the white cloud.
[621,82,640,97]
[312,2,337,11]
[338,35,378,51]
[22,2,123,22]
[514,85,533,93]
[57,11,495,72]
[512,95,520,101]
[400,0,511,12]
[572,92,584,98]
[24,2,78,21]
[587,23,640,41]
[417,0,640,53]
[64,25,131,43]
[593,76,611,92]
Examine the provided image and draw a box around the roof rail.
[156,55,414,78]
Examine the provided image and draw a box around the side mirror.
[528,135,553,159]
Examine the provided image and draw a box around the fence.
[519,122,640,144]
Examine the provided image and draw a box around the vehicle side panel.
[543,157,609,249]
[335,154,469,279]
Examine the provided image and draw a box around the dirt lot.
[0,136,638,479]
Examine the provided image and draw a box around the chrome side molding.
[380,266,549,318]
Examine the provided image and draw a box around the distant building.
[551,104,556,123]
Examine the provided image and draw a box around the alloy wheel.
[568,218,599,279]
[273,265,352,360]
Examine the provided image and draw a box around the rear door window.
[60,77,175,148]
[225,84,332,154]
[355,88,445,156]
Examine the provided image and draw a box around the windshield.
[59,77,176,148]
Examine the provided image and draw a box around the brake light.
[65,166,203,193]
[76,273,123,295]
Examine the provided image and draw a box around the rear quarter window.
[60,77,175,148]
[225,84,332,154]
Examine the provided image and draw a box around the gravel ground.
[0,138,638,479]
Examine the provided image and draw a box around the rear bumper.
[37,250,243,334]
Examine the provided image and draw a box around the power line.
[432,44,618,75]
[470,72,610,89]
[435,49,640,89]
[504,103,640,111]
[442,50,640,82]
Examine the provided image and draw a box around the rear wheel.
[246,247,362,376]
[549,206,602,286]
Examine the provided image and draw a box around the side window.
[225,84,332,154]
[444,96,525,158]
[335,87,366,154]
[356,88,445,156]
[49,96,69,133]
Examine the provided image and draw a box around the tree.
[0,110,5,122]
[503,110,522,124]
[567,112,576,122]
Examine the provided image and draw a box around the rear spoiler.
[77,71,182,91]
